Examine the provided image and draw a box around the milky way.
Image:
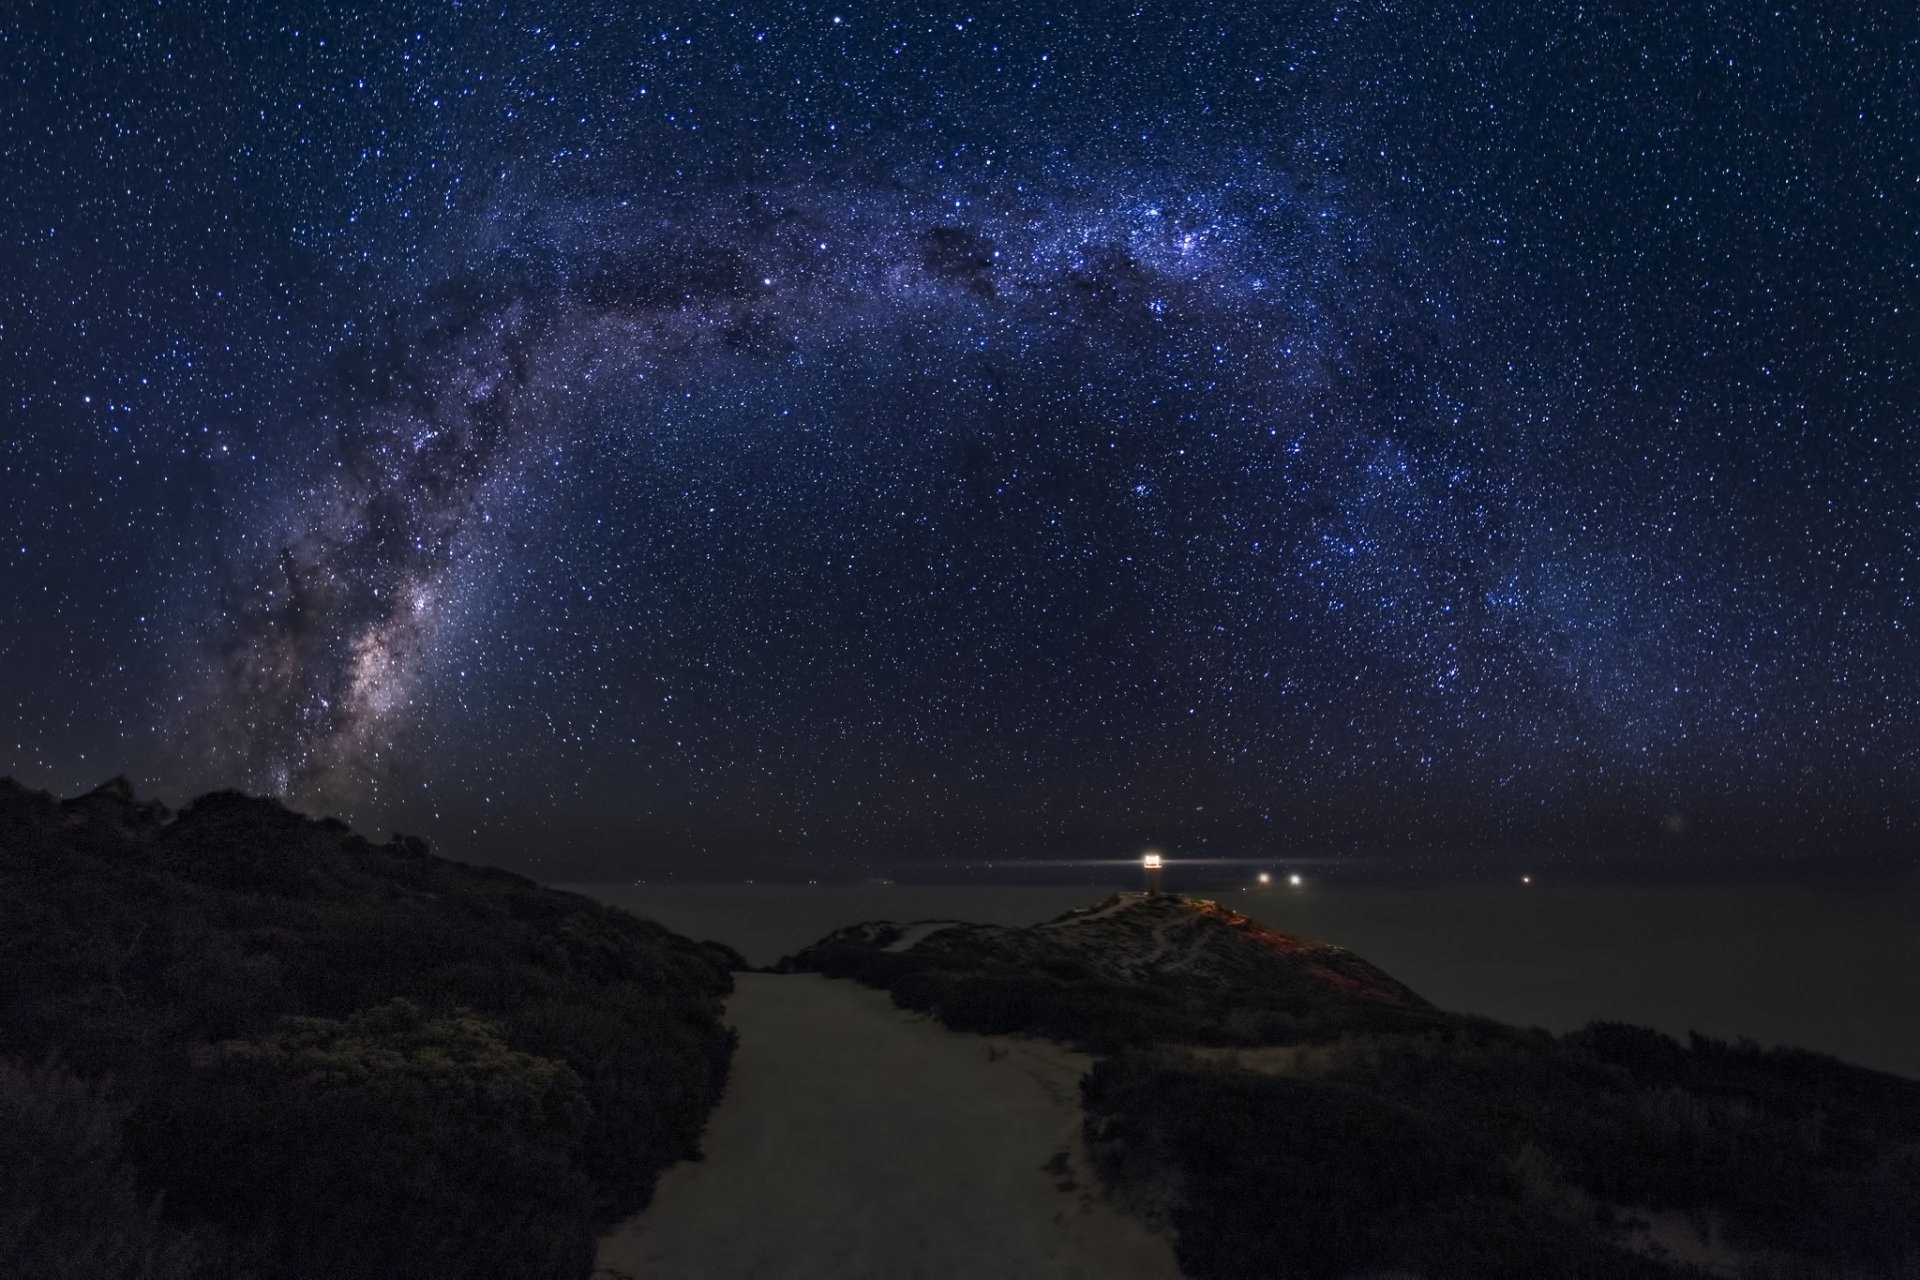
[2,3,1913,875]
[218,173,1384,804]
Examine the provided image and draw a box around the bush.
[1086,1055,1698,1280]
[0,1056,200,1280]
[145,1001,593,1280]
[0,779,735,1280]
[1082,1027,1920,1280]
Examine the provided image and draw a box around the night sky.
[2,3,1913,880]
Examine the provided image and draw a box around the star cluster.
[1,2,1913,877]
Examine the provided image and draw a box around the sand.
[593,973,1178,1280]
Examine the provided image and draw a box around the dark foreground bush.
[1083,1029,1920,1280]
[1084,1056,1689,1280]
[0,1056,202,1280]
[0,778,735,1279]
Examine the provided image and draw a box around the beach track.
[594,973,1178,1280]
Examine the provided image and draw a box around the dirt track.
[594,973,1178,1280]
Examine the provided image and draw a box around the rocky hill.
[0,778,736,1280]
[781,892,1440,1049]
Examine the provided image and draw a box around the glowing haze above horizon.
[2,2,1913,881]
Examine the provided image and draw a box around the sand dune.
[594,973,1177,1280]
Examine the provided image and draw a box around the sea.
[568,879,1920,1080]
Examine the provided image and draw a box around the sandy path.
[594,973,1178,1280]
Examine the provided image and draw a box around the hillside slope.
[0,778,736,1280]
[784,893,1920,1280]
[782,892,1439,1049]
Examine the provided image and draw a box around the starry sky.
[1,2,1914,880]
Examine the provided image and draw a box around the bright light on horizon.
[1288,873,1303,887]
[1142,851,1163,869]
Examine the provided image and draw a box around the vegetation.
[872,963,1444,1052]
[791,894,1920,1279]
[0,778,736,1280]
[784,896,1442,1054]
[0,1055,204,1279]
[1084,1026,1920,1279]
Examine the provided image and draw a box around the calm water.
[570,881,1920,1079]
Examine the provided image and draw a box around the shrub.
[0,779,735,1280]
[0,1056,200,1280]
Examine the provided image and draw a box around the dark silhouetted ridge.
[0,778,735,1280]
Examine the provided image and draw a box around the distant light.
[1258,872,1271,884]
[1521,874,1532,885]
[1288,873,1303,887]
[1142,851,1163,869]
